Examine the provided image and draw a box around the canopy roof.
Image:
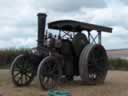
[48,20,112,33]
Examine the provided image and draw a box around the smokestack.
[37,13,47,48]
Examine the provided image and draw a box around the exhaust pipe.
[37,13,47,48]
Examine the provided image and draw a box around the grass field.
[0,70,128,96]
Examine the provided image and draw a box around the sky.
[0,0,128,49]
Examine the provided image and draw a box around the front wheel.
[10,54,35,86]
[37,56,62,90]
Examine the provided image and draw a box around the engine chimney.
[37,13,47,48]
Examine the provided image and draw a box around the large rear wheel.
[79,44,108,84]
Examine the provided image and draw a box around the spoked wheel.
[79,44,108,85]
[10,54,35,86]
[37,56,62,90]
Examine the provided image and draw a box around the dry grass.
[0,70,128,96]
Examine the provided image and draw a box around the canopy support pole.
[87,30,91,43]
[98,31,102,44]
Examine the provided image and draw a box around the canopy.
[48,20,112,33]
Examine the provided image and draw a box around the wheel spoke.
[49,77,54,89]
[47,77,51,89]
[52,64,57,72]
[89,73,97,80]
[25,74,28,81]
[14,72,20,78]
[15,63,22,69]
[40,67,48,76]
[44,77,49,88]
[17,74,22,84]
[19,73,23,84]
[24,73,32,79]
[95,65,104,72]
[25,68,33,73]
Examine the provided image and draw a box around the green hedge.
[0,49,29,69]
[0,49,128,70]
[108,58,128,70]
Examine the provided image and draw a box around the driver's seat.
[72,32,89,56]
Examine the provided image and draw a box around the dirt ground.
[0,70,128,96]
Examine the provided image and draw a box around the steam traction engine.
[10,13,112,90]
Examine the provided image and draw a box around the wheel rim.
[38,56,61,90]
[11,55,34,86]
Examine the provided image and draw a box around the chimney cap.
[37,13,47,17]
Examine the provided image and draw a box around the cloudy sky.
[0,0,128,49]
